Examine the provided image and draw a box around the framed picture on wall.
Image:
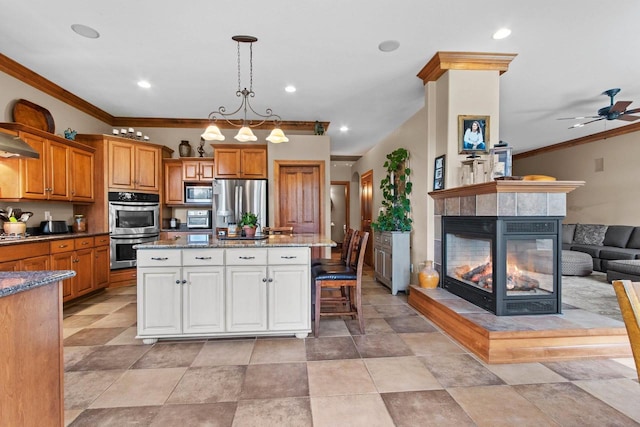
[458,115,490,154]
[433,154,445,190]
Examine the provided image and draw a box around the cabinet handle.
[281,256,297,259]
[151,257,169,261]
[239,256,255,260]
[182,279,187,284]
[58,244,68,248]
[262,278,267,282]
[82,241,89,245]
[175,280,181,284]
[268,278,273,282]
[195,256,212,260]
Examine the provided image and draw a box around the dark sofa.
[563,224,640,272]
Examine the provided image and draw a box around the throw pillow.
[573,224,608,246]
[602,225,634,248]
[562,224,576,244]
[626,228,640,249]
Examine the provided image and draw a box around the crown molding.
[417,51,518,84]
[1,53,328,132]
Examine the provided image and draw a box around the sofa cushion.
[573,224,608,246]
[569,244,603,258]
[599,248,640,260]
[562,224,576,245]
[626,227,640,249]
[602,225,634,248]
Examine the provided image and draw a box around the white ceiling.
[1,0,639,156]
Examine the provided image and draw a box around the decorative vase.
[418,260,439,288]
[243,226,256,238]
[179,140,192,157]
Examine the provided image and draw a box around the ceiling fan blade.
[616,114,640,122]
[568,117,605,129]
[557,116,600,120]
[610,100,632,113]
[624,107,640,114]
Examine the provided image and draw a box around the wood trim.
[514,121,640,160]
[0,122,95,152]
[331,180,350,230]
[428,180,585,199]
[113,117,330,132]
[273,160,326,235]
[417,51,518,84]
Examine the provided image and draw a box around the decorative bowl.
[4,221,27,235]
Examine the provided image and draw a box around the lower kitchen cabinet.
[137,246,310,343]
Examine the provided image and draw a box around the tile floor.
[63,268,640,426]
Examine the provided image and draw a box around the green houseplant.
[238,211,259,237]
[371,148,412,232]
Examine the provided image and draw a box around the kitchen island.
[1,270,76,427]
[134,234,334,343]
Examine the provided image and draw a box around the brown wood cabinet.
[108,139,161,192]
[213,144,267,179]
[0,124,95,202]
[164,158,215,206]
[183,159,215,182]
[1,280,64,426]
[50,236,98,301]
[0,242,50,272]
[109,266,137,288]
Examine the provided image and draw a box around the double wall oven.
[108,192,160,269]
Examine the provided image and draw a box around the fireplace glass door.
[446,234,493,292]
[505,238,554,296]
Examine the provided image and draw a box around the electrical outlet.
[44,211,50,220]
[410,263,414,273]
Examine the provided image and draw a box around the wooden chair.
[612,280,640,381]
[312,227,354,267]
[313,230,369,337]
[262,226,294,235]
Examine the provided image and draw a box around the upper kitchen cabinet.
[109,139,161,192]
[183,159,215,182]
[0,124,95,202]
[213,144,267,179]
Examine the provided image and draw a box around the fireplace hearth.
[442,216,562,315]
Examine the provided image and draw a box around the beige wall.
[513,132,640,225]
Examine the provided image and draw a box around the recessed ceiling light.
[492,28,511,40]
[340,126,349,132]
[71,24,100,39]
[137,80,151,89]
[378,40,400,52]
[285,85,296,93]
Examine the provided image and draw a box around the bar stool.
[312,231,369,337]
[312,227,354,267]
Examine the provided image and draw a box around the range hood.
[0,132,39,159]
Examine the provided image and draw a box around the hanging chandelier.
[201,35,288,144]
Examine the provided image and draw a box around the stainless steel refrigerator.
[212,179,268,231]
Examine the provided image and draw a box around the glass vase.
[418,260,439,288]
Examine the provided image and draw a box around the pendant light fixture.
[201,35,288,144]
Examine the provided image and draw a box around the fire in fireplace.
[442,216,562,315]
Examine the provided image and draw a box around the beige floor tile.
[365,356,442,392]
[315,318,350,336]
[167,366,245,404]
[191,339,255,366]
[420,353,504,388]
[151,402,236,427]
[132,342,204,369]
[67,406,161,426]
[612,357,639,372]
[233,397,312,427]
[448,384,561,427]
[363,294,407,305]
[362,305,384,319]
[485,362,568,385]
[105,327,143,346]
[64,409,82,426]
[63,327,82,339]
[345,317,393,335]
[310,394,395,427]
[63,314,106,328]
[382,390,476,426]
[64,346,96,371]
[400,332,466,356]
[106,285,137,295]
[250,337,307,364]
[89,367,186,408]
[64,370,125,409]
[241,363,309,400]
[89,311,137,328]
[75,301,131,315]
[574,378,640,422]
[307,359,377,396]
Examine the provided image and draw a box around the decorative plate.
[12,99,55,133]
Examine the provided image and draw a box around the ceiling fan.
[559,88,640,129]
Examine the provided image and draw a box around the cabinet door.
[51,252,74,300]
[268,265,310,330]
[109,140,135,189]
[225,266,267,331]
[135,145,160,192]
[94,245,110,290]
[199,161,215,181]
[164,161,184,205]
[19,133,47,199]
[21,255,51,271]
[70,147,94,202]
[182,160,200,181]
[47,139,70,200]
[138,267,182,335]
[240,147,267,178]
[214,148,241,178]
[383,251,393,282]
[0,260,20,271]
[183,266,225,333]
[74,248,94,296]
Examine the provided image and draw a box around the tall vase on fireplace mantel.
[419,260,439,288]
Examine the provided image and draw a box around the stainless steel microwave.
[185,185,213,203]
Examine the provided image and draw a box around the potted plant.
[238,211,259,237]
[371,148,413,232]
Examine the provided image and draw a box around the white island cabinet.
[136,237,319,344]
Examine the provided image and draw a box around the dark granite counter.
[0,270,76,298]
[0,231,109,247]
[135,233,335,249]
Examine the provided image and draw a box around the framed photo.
[433,154,445,190]
[458,115,490,154]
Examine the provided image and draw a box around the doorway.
[330,181,350,253]
[360,170,373,266]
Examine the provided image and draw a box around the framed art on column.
[433,154,445,190]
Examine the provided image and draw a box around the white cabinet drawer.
[268,247,309,265]
[225,248,268,265]
[183,249,224,266]
[137,250,181,267]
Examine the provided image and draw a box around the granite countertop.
[135,233,336,249]
[0,231,109,247]
[0,270,76,298]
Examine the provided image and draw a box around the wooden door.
[361,170,374,266]
[199,161,215,181]
[241,147,267,178]
[164,161,184,205]
[70,147,94,202]
[19,133,47,199]
[135,145,160,192]
[47,139,70,200]
[108,140,135,189]
[94,245,110,290]
[214,147,241,178]
[51,252,73,300]
[74,248,95,296]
